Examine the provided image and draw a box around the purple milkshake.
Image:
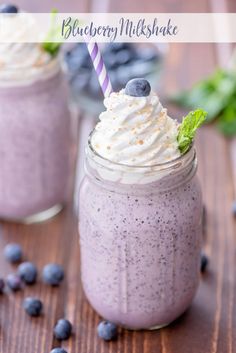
[0,10,71,222]
[79,79,204,329]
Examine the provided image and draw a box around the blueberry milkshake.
[79,79,205,329]
[0,6,71,221]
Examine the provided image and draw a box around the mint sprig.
[42,9,62,56]
[177,109,207,154]
[171,69,236,123]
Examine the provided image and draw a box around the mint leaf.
[42,9,62,56]
[177,109,207,154]
[42,42,61,56]
[171,69,236,123]
[217,101,236,137]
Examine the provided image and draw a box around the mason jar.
[0,65,71,222]
[79,135,202,330]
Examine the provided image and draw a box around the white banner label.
[0,13,235,43]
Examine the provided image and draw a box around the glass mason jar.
[0,65,71,222]
[79,136,202,330]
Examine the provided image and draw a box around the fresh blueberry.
[0,278,5,293]
[53,319,72,340]
[23,297,43,317]
[232,200,236,216]
[4,243,23,263]
[42,263,64,286]
[50,349,68,353]
[18,262,37,285]
[6,273,22,291]
[200,252,209,273]
[125,78,151,97]
[0,4,18,13]
[97,321,118,341]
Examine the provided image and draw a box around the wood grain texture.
[0,127,235,351]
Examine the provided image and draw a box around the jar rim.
[87,129,195,171]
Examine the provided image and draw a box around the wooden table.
[1,1,236,352]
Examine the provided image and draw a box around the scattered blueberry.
[97,321,118,341]
[18,262,37,285]
[0,4,18,13]
[6,273,22,291]
[42,263,64,286]
[0,278,5,293]
[4,243,23,263]
[23,297,43,317]
[232,200,236,216]
[50,349,68,353]
[200,252,209,273]
[53,319,72,340]
[125,78,151,97]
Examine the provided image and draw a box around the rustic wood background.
[0,0,236,352]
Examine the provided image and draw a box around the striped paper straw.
[86,41,113,97]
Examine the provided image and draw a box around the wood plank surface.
[0,0,236,352]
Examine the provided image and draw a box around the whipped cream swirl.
[92,89,180,166]
[0,13,59,85]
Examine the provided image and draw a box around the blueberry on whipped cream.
[91,78,180,166]
[125,78,151,97]
[90,78,206,184]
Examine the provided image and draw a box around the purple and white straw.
[86,41,113,98]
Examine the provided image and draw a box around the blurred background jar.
[0,9,71,223]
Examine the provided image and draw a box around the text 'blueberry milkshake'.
[79,78,206,329]
[0,6,71,222]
